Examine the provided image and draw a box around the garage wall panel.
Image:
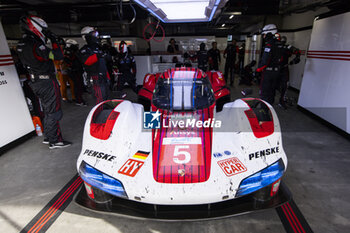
[298,12,350,133]
[0,23,34,148]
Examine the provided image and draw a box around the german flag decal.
[132,151,150,160]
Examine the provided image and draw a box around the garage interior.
[0,0,349,233]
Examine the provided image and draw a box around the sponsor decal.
[143,110,161,129]
[132,150,150,160]
[160,137,202,165]
[0,71,4,76]
[213,152,223,158]
[224,150,231,155]
[0,80,7,85]
[217,157,247,177]
[83,149,116,162]
[248,146,280,160]
[84,182,94,199]
[118,159,144,177]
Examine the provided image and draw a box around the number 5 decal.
[173,145,191,164]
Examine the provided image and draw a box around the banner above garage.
[133,0,228,23]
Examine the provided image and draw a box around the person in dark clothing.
[78,26,110,104]
[196,43,209,72]
[223,39,239,86]
[64,39,86,106]
[208,42,220,71]
[17,15,71,149]
[278,36,301,109]
[238,43,245,74]
[256,24,283,105]
[101,38,118,90]
[167,38,179,54]
[239,60,256,86]
[116,41,138,93]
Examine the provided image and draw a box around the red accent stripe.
[283,203,302,233]
[308,50,350,53]
[0,54,11,58]
[0,62,14,66]
[287,202,306,233]
[307,55,350,61]
[281,204,300,233]
[307,53,350,57]
[84,54,98,66]
[0,58,13,62]
[28,177,82,233]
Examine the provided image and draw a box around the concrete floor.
[0,79,349,233]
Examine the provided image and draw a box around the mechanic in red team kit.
[278,36,301,109]
[17,15,71,149]
[256,24,284,104]
[78,26,110,104]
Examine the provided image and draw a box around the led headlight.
[79,161,128,199]
[236,159,285,197]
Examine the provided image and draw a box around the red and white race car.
[75,67,290,220]
[138,69,231,111]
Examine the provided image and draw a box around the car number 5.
[173,145,191,164]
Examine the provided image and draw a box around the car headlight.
[236,159,285,197]
[79,161,128,199]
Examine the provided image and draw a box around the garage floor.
[0,81,349,233]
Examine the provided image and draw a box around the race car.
[138,69,230,111]
[75,67,290,220]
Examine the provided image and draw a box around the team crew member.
[17,15,71,149]
[256,24,283,104]
[197,43,209,72]
[208,41,220,71]
[278,36,300,109]
[64,39,86,106]
[116,41,138,93]
[223,39,239,86]
[79,26,110,104]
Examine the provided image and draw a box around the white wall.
[298,12,350,134]
[0,23,34,147]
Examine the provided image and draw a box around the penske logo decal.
[249,146,280,160]
[83,149,116,162]
[217,157,247,177]
[118,159,144,177]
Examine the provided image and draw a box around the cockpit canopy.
[152,68,215,111]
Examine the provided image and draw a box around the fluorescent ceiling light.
[153,1,209,20]
[133,0,228,23]
[221,23,225,27]
[229,15,234,19]
[232,11,242,15]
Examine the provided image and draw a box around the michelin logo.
[143,110,161,129]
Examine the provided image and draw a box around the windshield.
[152,70,215,111]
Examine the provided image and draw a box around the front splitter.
[74,182,292,221]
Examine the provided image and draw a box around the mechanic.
[78,26,110,104]
[208,41,221,71]
[64,39,86,106]
[101,37,118,90]
[17,15,71,149]
[223,39,239,87]
[278,36,301,109]
[256,24,284,104]
[116,41,138,93]
[196,42,209,72]
[238,42,245,74]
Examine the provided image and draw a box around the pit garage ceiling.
[0,0,349,36]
